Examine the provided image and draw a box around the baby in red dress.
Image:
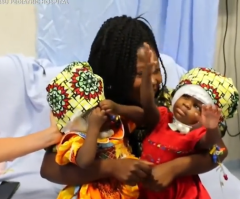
[136,45,239,199]
[100,44,239,199]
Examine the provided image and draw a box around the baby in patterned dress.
[46,62,139,199]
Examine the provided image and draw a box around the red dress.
[139,107,211,199]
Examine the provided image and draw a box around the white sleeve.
[159,54,187,89]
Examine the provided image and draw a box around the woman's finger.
[100,105,106,110]
[132,169,150,181]
[100,109,106,115]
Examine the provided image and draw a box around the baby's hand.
[100,99,120,115]
[198,105,221,129]
[141,43,158,75]
[88,107,107,131]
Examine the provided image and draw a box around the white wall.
[0,1,240,160]
[214,0,240,161]
[0,4,36,56]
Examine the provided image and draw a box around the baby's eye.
[194,105,201,111]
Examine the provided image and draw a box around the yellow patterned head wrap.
[174,67,239,121]
[46,62,105,131]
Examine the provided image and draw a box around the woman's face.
[130,45,162,103]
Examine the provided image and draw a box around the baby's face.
[173,94,203,125]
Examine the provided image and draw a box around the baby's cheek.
[189,111,199,124]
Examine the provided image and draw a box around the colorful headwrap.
[46,62,105,132]
[173,67,239,121]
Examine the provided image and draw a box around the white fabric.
[0,54,239,199]
[168,119,192,134]
[171,84,214,108]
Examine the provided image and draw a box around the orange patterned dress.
[55,120,139,199]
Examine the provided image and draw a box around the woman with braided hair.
[41,15,228,194]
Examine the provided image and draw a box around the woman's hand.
[142,162,176,192]
[109,159,153,186]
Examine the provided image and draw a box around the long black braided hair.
[88,15,167,105]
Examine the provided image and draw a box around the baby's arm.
[75,126,99,169]
[56,128,98,169]
[140,48,160,131]
[100,100,144,126]
[196,128,221,149]
[114,105,144,125]
[57,107,106,169]
[195,105,222,149]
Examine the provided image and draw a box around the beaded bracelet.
[210,145,228,182]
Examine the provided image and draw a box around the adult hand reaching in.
[0,112,62,162]
[109,159,153,186]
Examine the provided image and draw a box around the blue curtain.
[36,0,219,70]
[161,0,219,70]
